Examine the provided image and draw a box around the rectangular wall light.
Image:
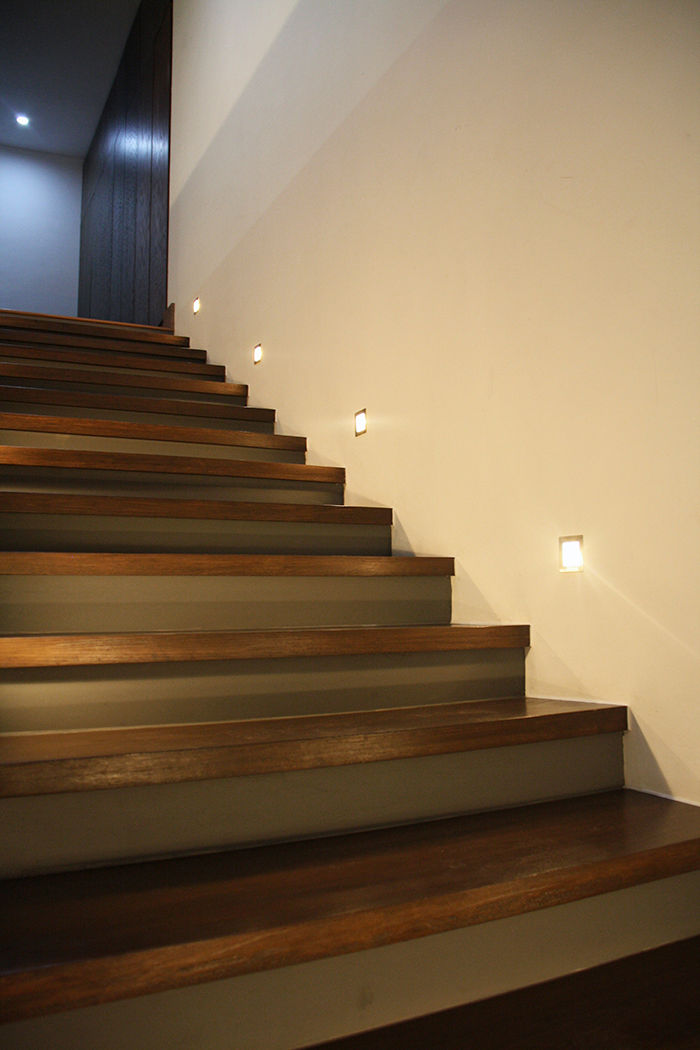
[559,535,584,572]
[354,409,367,436]
[253,344,263,364]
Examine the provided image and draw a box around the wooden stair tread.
[0,491,391,524]
[0,698,626,796]
[0,385,275,424]
[0,412,307,452]
[1,790,698,1021]
[0,624,530,667]
[0,445,344,484]
[307,935,700,1050]
[0,362,246,399]
[0,329,206,361]
[0,309,188,346]
[0,552,453,576]
[0,343,225,378]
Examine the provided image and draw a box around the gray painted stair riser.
[0,649,525,731]
[0,514,392,555]
[0,575,452,632]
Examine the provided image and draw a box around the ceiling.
[0,0,142,158]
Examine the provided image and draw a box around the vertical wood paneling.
[119,29,139,323]
[109,62,128,322]
[150,11,171,325]
[78,0,171,326]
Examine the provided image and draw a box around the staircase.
[1,309,698,1048]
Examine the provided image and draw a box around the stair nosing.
[0,698,627,797]
[0,362,247,399]
[0,412,307,452]
[0,344,225,378]
[0,624,530,667]
[0,552,453,576]
[0,384,275,423]
[0,491,391,524]
[0,333,205,362]
[0,445,344,484]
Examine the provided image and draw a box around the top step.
[0,310,188,347]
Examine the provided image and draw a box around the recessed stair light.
[16,114,30,127]
[354,409,367,436]
[192,297,201,314]
[253,344,263,364]
[559,535,583,572]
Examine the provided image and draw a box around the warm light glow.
[192,297,201,314]
[354,409,367,436]
[16,114,30,127]
[253,344,263,364]
[560,536,584,572]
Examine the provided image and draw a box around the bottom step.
[2,790,699,1023]
[309,935,700,1049]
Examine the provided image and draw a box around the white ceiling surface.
[0,0,142,158]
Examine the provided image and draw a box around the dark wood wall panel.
[150,12,171,322]
[78,0,171,326]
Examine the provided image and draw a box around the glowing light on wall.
[354,409,367,436]
[560,535,584,572]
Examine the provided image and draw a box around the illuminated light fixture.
[253,344,263,364]
[192,297,201,314]
[354,408,367,436]
[559,535,584,572]
[16,114,30,126]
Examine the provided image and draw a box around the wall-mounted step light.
[192,297,201,314]
[559,535,584,572]
[253,344,263,364]
[354,409,367,436]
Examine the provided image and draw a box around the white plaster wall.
[170,0,700,804]
[0,145,82,315]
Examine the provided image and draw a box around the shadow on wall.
[625,710,673,801]
[170,0,451,290]
[587,568,700,665]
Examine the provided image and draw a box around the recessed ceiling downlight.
[16,115,30,127]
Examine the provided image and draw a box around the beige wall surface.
[170,0,700,803]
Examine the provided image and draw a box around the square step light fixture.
[559,535,584,572]
[192,297,201,314]
[354,409,367,436]
[253,344,263,364]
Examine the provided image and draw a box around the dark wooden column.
[78,0,171,326]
